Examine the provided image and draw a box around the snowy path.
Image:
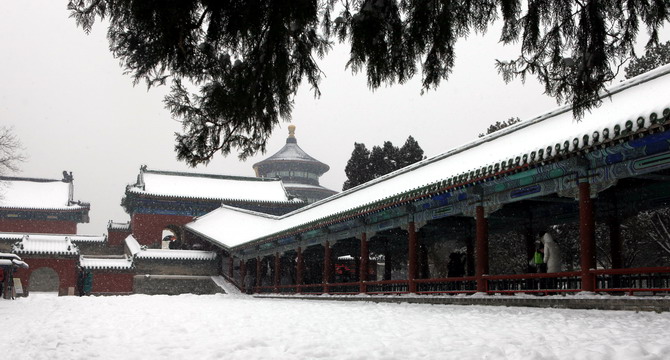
[2,293,669,359]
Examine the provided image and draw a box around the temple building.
[0,173,89,236]
[253,125,337,203]
[121,166,305,247]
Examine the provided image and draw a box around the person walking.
[540,232,561,273]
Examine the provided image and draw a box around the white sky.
[1,2,664,234]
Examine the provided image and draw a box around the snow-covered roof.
[126,167,294,203]
[0,259,27,268]
[186,206,281,248]
[124,235,142,256]
[12,234,79,256]
[0,176,88,211]
[71,235,106,243]
[285,183,336,191]
[124,234,217,261]
[80,255,133,270]
[135,249,218,261]
[0,252,28,268]
[0,232,105,243]
[108,221,131,231]
[253,126,330,175]
[188,64,670,250]
[0,252,21,260]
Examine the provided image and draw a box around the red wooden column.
[240,259,247,291]
[579,181,596,291]
[273,252,281,292]
[608,216,623,269]
[359,232,369,293]
[255,257,262,293]
[407,221,418,293]
[296,247,304,293]
[475,206,489,293]
[323,241,332,293]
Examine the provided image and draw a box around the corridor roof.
[187,65,670,250]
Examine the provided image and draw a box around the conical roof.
[253,125,330,176]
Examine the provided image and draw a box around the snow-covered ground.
[2,293,670,360]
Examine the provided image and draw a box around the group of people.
[530,231,561,273]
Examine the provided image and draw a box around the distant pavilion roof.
[187,65,670,250]
[126,166,295,204]
[253,125,330,176]
[0,175,89,211]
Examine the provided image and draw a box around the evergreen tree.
[68,1,670,164]
[398,135,425,168]
[478,117,522,138]
[624,41,670,79]
[342,143,372,191]
[369,141,398,177]
[342,136,424,190]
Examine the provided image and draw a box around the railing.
[327,282,360,294]
[485,271,582,294]
[415,276,478,294]
[592,267,670,295]
[300,284,324,294]
[241,267,670,296]
[364,280,409,294]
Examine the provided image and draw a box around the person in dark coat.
[447,252,465,278]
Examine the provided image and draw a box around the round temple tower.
[253,125,337,203]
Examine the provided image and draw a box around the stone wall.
[76,242,123,256]
[133,258,219,276]
[133,275,224,295]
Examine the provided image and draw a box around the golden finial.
[288,124,296,138]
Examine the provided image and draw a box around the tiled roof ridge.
[143,168,282,183]
[254,143,325,165]
[134,250,217,261]
[0,176,63,183]
[125,188,303,204]
[284,182,337,190]
[197,204,281,221]
[107,220,131,230]
[252,112,670,246]
[124,234,217,260]
[0,232,104,239]
[252,126,329,171]
[79,255,134,270]
[0,204,89,211]
[12,234,81,256]
[217,64,670,249]
[273,64,670,219]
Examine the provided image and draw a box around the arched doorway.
[29,267,59,293]
[162,225,182,249]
